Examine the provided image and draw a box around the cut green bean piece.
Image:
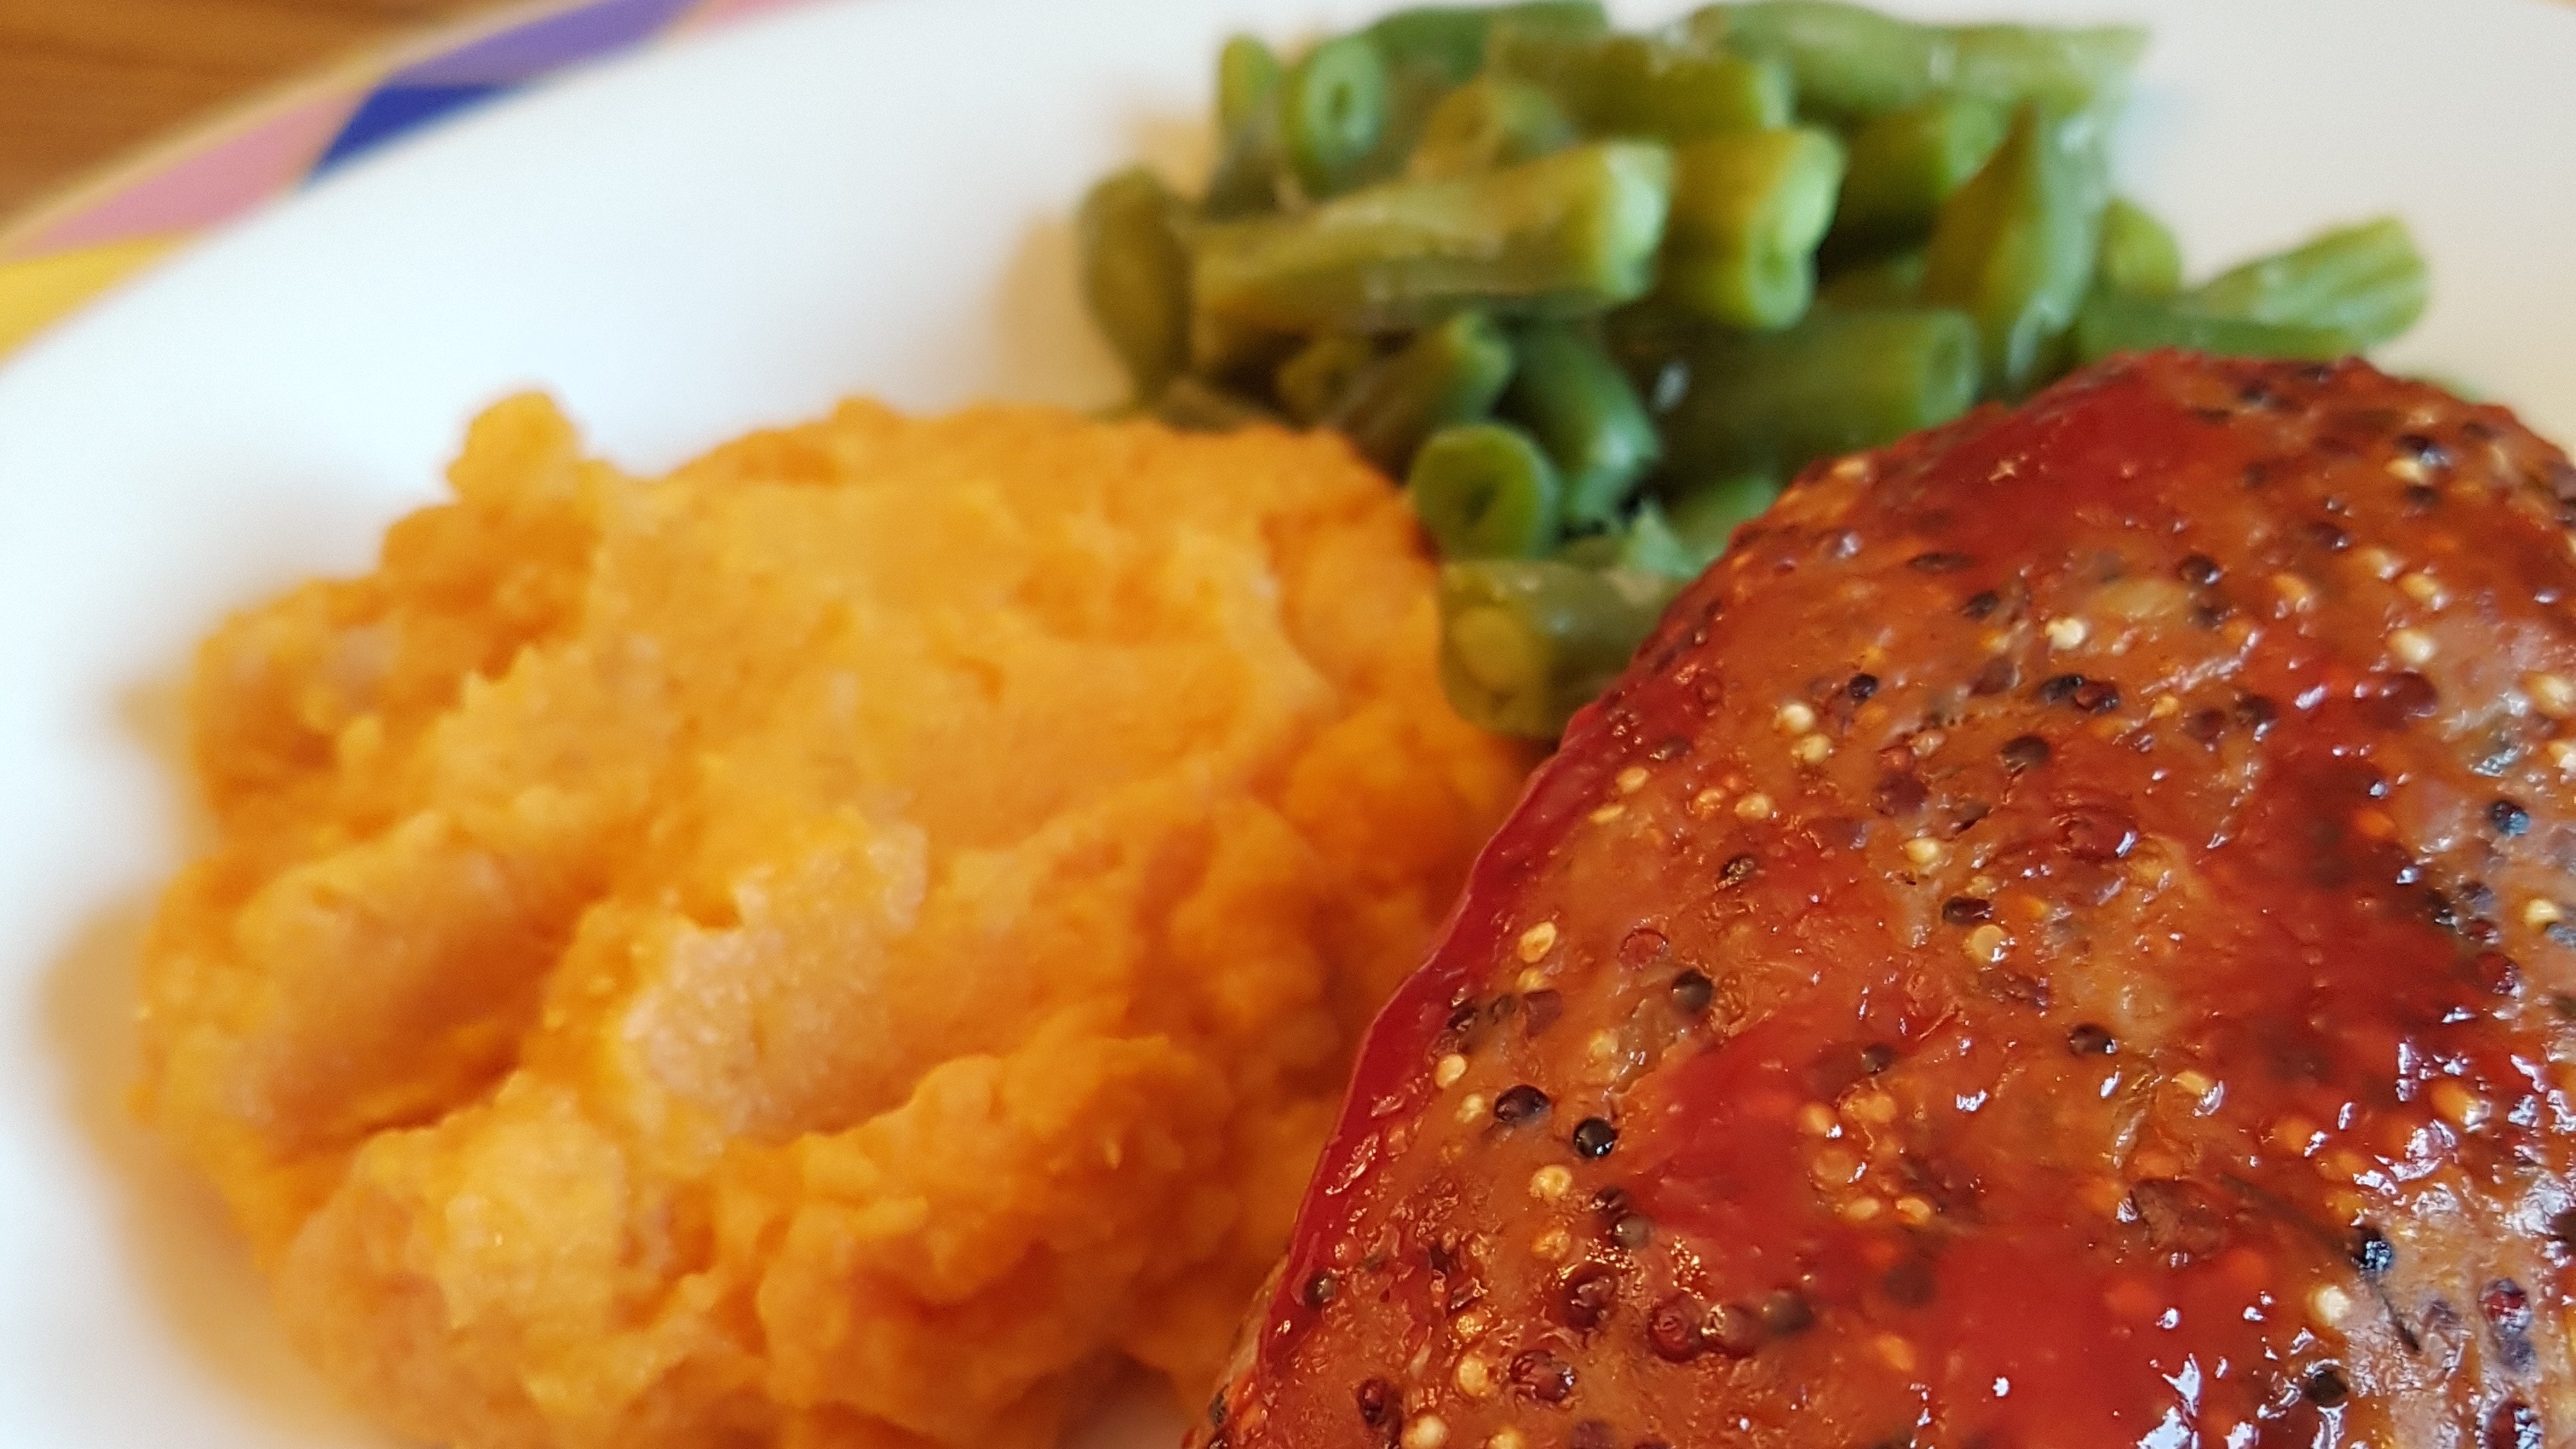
[2096,197,2182,297]
[1153,376,1282,432]
[1411,423,1565,558]
[1663,472,1783,554]
[1833,96,2009,248]
[1369,2,1610,84]
[1818,247,1925,308]
[1699,3,2146,124]
[1282,33,1391,199]
[1619,306,1980,480]
[2073,292,2359,366]
[1193,141,1676,334]
[1663,126,1847,331]
[1615,499,1716,579]
[1410,76,1578,180]
[1922,105,2108,396]
[1489,26,1791,141]
[1438,558,1669,737]
[1504,320,1661,526]
[1188,307,1303,391]
[1330,311,1519,471]
[1077,167,1194,401]
[1207,35,1286,218]
[1275,333,1382,424]
[2185,216,2429,348]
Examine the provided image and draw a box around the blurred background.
[0,0,509,216]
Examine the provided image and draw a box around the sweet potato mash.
[136,395,1530,1449]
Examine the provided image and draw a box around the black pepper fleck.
[1860,1042,1897,1074]
[1703,1302,1762,1358]
[1494,1084,1551,1126]
[2177,554,2222,586]
[1757,1290,1814,1336]
[1572,1117,1619,1159]
[1849,673,1880,701]
[1356,1378,1394,1428]
[1302,1269,1339,1308]
[1645,1297,1705,1362]
[1558,1263,1618,1331]
[2350,1225,2395,1277]
[1509,1348,1576,1404]
[2487,1400,2542,1449]
[1962,589,2003,620]
[1909,550,1973,573]
[2303,1366,2349,1407]
[1611,1213,1653,1249]
[2038,674,2084,704]
[2000,734,2052,773]
[2490,798,2533,837]
[2071,678,2122,714]
[1941,896,1992,926]
[1670,970,1714,1015]
[2067,1023,2116,1056]
[1721,852,1759,886]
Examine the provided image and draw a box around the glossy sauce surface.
[1192,354,2576,1449]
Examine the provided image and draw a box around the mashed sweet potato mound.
[137,395,1530,1449]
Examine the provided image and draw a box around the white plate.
[2,0,2572,1444]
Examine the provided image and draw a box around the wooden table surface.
[0,0,520,221]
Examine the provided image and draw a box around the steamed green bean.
[1368,1,1609,83]
[1274,333,1382,423]
[1076,167,1193,400]
[1504,320,1662,526]
[1833,95,2008,247]
[1488,26,1791,141]
[1663,472,1784,554]
[1206,36,1286,218]
[1438,558,1669,737]
[2073,292,2357,366]
[1921,104,2108,395]
[1410,423,1566,557]
[1193,141,1675,334]
[2186,216,2428,348]
[1282,34,1392,198]
[1330,310,1520,469]
[2095,196,2182,297]
[1622,305,1980,479]
[1409,76,1578,179]
[1662,126,1847,330]
[1699,2,2147,124]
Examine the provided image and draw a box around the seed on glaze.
[2523,899,2562,929]
[1458,1093,1488,1124]
[2399,571,2445,607]
[1486,1431,1524,1449]
[1791,733,1832,764]
[2524,672,2576,719]
[1572,1118,1619,1159]
[1495,1084,1552,1126]
[1704,1302,1762,1358]
[1611,1213,1653,1249]
[2067,1023,2116,1056]
[1453,1356,1497,1399]
[2389,627,2437,667]
[2038,674,2084,704]
[1518,922,1559,963]
[1735,792,1774,821]
[2000,734,2051,773]
[1963,924,2009,963]
[1775,702,1817,735]
[1670,970,1714,1014]
[2176,553,2222,586]
[1941,895,1992,926]
[1721,853,1759,886]
[1435,1054,1469,1088]
[2310,1283,2355,1326]
[2044,616,2090,650]
[2303,1366,2350,1407]
[2071,678,2122,713]
[1614,766,1649,795]
[2273,572,2318,612]
[1894,1195,1936,1227]
[2490,798,2533,837]
[1403,1415,1451,1449]
[1509,1350,1576,1405]
[1618,927,1668,969]
[1531,1165,1575,1202]
[2351,1225,2396,1276]
[1903,837,1946,868]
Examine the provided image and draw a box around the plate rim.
[0,0,833,362]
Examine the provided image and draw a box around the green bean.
[1369,2,1609,84]
[1697,3,2146,124]
[2095,197,2182,297]
[1188,308,1303,391]
[1438,558,1669,737]
[1488,26,1791,141]
[1663,472,1782,553]
[1833,96,2008,249]
[1614,499,1716,579]
[1329,310,1519,471]
[1662,126,1847,331]
[2184,216,2428,348]
[1817,247,1924,308]
[1193,141,1675,334]
[1617,305,1979,480]
[1282,34,1392,199]
[1205,36,1286,218]
[1076,167,1193,401]
[1504,320,1661,526]
[1153,376,1283,432]
[2073,292,2357,366]
[1410,423,1565,558]
[1921,105,2108,396]
[1409,76,1578,180]
[1275,333,1382,424]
